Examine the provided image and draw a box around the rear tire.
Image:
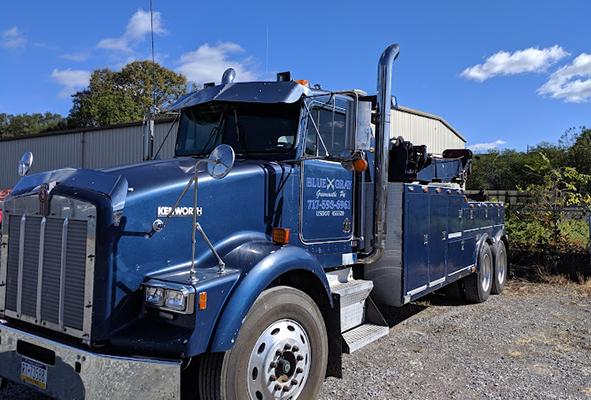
[491,241,507,294]
[198,286,328,400]
[465,243,493,303]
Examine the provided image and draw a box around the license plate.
[20,357,47,389]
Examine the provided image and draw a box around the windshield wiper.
[197,111,225,156]
[233,108,248,152]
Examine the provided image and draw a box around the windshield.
[176,101,300,156]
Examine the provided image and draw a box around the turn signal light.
[199,292,207,311]
[272,228,290,245]
[353,158,368,172]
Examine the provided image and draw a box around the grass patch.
[507,350,523,358]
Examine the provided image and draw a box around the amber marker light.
[295,79,310,86]
[353,158,368,172]
[199,292,207,311]
[272,228,290,245]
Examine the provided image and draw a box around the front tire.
[198,286,328,400]
[464,243,493,303]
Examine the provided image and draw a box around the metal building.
[0,119,178,190]
[0,106,465,190]
[391,106,466,155]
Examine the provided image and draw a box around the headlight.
[165,290,186,311]
[145,287,165,307]
[143,281,195,314]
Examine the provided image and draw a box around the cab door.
[300,100,354,244]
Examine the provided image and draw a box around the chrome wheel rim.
[497,248,506,286]
[481,251,492,293]
[247,319,311,400]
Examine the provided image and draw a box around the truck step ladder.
[328,269,389,353]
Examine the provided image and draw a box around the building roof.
[395,105,466,142]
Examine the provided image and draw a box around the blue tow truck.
[0,44,506,400]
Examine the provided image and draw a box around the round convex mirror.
[208,144,235,179]
[18,151,34,177]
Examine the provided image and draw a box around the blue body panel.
[402,184,505,302]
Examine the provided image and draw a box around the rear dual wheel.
[198,286,328,400]
[465,243,493,303]
[491,241,507,294]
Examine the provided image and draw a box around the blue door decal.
[300,160,353,243]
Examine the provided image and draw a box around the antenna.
[150,0,157,112]
[265,25,269,80]
[144,0,156,161]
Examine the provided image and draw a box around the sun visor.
[168,81,309,111]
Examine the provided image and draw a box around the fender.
[473,233,493,273]
[493,228,508,248]
[208,244,332,353]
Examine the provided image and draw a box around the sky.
[1,0,590,153]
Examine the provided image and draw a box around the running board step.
[342,323,389,354]
[330,279,374,332]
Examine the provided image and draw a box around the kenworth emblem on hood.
[157,206,202,218]
[39,183,50,216]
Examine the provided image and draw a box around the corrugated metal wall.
[0,119,177,189]
[391,107,465,155]
[0,107,465,190]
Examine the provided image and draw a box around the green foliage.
[69,61,190,128]
[506,151,590,253]
[467,126,591,198]
[0,112,68,137]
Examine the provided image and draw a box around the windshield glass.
[176,101,300,156]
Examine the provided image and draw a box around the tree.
[0,112,68,137]
[467,149,544,191]
[507,152,591,253]
[68,61,190,128]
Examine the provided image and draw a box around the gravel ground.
[1,280,590,400]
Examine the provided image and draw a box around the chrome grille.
[0,195,96,339]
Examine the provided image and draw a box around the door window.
[305,107,346,157]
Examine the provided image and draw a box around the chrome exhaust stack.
[360,43,400,264]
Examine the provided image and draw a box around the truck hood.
[101,156,297,309]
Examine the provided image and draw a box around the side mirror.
[207,144,235,179]
[18,151,33,177]
[345,101,372,151]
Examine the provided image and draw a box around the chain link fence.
[506,206,591,281]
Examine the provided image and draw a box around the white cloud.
[176,42,258,85]
[51,69,90,98]
[1,26,26,50]
[61,52,92,62]
[467,140,507,152]
[97,9,167,53]
[461,46,569,82]
[537,53,591,103]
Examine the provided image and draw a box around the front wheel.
[464,243,493,303]
[198,286,328,400]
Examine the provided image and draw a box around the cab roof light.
[272,228,290,245]
[295,79,310,87]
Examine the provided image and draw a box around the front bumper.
[0,323,181,400]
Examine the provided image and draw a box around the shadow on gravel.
[377,288,473,329]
